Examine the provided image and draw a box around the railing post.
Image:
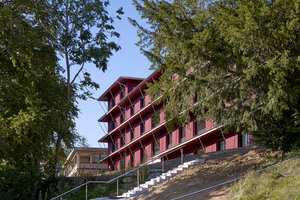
[137,168,139,186]
[86,184,87,200]
[117,179,119,196]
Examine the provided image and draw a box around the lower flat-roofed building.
[97,72,252,171]
[63,147,108,177]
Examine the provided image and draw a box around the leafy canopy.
[52,0,123,172]
[0,1,80,199]
[132,0,300,152]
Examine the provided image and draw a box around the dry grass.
[227,151,300,200]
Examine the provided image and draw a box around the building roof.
[64,147,107,165]
[97,70,162,123]
[97,76,145,101]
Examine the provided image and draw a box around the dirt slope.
[134,145,271,200]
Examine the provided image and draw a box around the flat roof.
[64,147,108,164]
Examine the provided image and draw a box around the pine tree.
[131,0,300,152]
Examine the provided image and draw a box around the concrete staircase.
[118,159,204,199]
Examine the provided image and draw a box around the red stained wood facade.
[98,72,251,171]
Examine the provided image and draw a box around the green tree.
[52,0,123,172]
[0,0,78,198]
[131,0,300,152]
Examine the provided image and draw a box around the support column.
[85,184,87,200]
[117,179,119,196]
[137,169,140,186]
[180,148,183,165]
[162,157,164,173]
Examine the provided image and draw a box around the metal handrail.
[51,145,186,200]
[171,155,300,200]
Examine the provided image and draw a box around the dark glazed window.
[131,105,135,116]
[131,129,135,140]
[219,140,225,151]
[141,123,145,135]
[196,121,206,135]
[167,133,172,148]
[141,97,145,108]
[153,140,160,155]
[112,98,115,107]
[180,126,186,142]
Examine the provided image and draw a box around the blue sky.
[74,1,152,147]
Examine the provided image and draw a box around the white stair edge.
[119,159,205,198]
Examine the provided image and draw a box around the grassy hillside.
[49,147,300,200]
[228,151,300,200]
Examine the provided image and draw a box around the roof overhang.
[97,77,145,101]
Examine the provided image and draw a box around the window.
[141,97,145,108]
[121,89,126,99]
[241,133,249,147]
[152,116,160,128]
[88,156,91,163]
[95,154,100,162]
[131,105,135,116]
[219,140,226,151]
[112,98,115,107]
[180,126,186,142]
[153,140,160,155]
[140,148,145,163]
[111,120,116,130]
[113,162,116,171]
[120,158,125,170]
[196,120,206,135]
[122,112,126,123]
[121,136,125,147]
[95,154,106,162]
[141,123,145,135]
[132,152,135,167]
[131,129,135,140]
[167,133,172,149]
[112,144,115,153]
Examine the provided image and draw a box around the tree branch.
[70,62,85,85]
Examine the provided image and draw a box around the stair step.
[118,159,204,198]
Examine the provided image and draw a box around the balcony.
[64,162,107,177]
[78,162,107,170]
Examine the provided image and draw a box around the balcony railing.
[78,162,107,170]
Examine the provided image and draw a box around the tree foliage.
[0,0,77,198]
[0,0,62,175]
[131,0,300,152]
[0,0,123,197]
[52,0,123,170]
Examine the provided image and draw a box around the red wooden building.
[97,71,250,171]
